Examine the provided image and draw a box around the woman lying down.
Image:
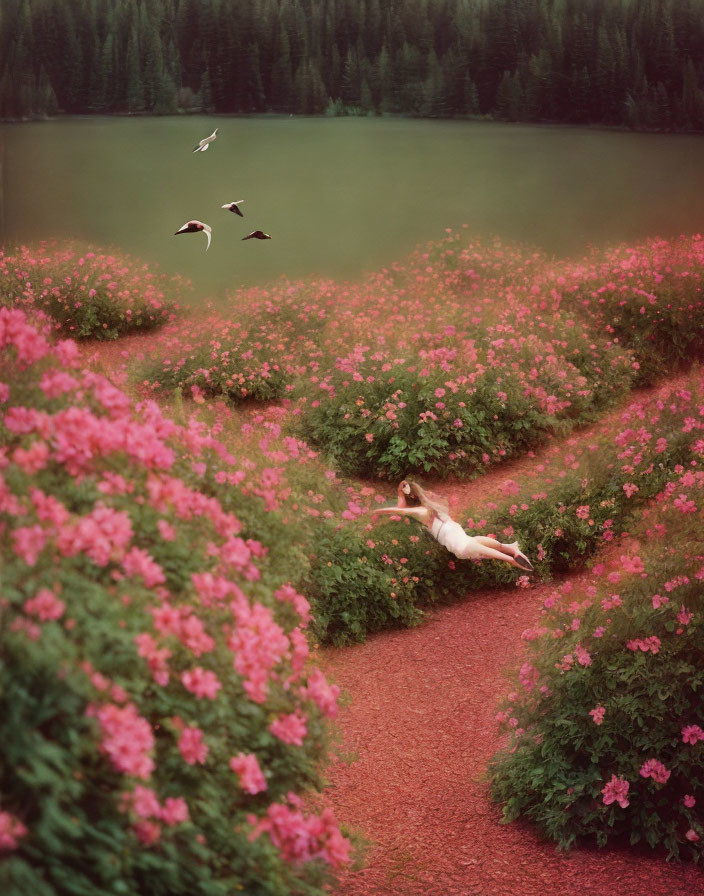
[373,479,534,572]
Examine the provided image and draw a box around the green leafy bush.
[490,502,704,860]
[305,526,423,645]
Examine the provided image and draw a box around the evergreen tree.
[125,24,144,112]
[2,0,704,129]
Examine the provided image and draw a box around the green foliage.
[305,526,423,646]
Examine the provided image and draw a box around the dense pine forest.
[2,0,704,130]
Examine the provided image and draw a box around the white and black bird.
[174,220,212,251]
[192,128,218,152]
[222,200,245,217]
[242,230,271,241]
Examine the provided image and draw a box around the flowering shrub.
[558,235,704,385]
[298,235,637,479]
[489,380,704,860]
[138,289,325,404]
[0,308,350,895]
[1,244,179,339]
[305,370,704,644]
[132,231,704,477]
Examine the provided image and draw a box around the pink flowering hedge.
[0,308,350,895]
[307,372,704,645]
[560,235,704,385]
[490,388,704,859]
[138,290,323,404]
[1,244,179,340]
[133,231,704,478]
[299,233,704,478]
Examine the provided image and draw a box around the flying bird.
[192,128,218,152]
[242,230,271,240]
[174,220,212,251]
[222,200,245,217]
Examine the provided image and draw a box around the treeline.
[2,0,704,130]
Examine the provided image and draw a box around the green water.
[3,116,704,298]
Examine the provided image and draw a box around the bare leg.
[473,536,515,557]
[472,536,533,571]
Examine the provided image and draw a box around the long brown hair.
[404,479,451,521]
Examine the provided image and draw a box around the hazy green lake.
[3,116,704,298]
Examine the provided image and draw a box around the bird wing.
[192,144,202,153]
[204,229,211,251]
[234,205,244,217]
[201,143,209,152]
[242,232,254,240]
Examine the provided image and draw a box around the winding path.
[320,578,701,896]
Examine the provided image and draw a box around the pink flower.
[230,752,268,794]
[275,584,311,626]
[95,703,155,780]
[622,482,639,498]
[0,811,28,851]
[682,725,704,745]
[122,547,165,587]
[57,503,133,566]
[135,633,171,686]
[518,662,539,692]
[576,505,590,520]
[130,785,161,819]
[601,774,630,808]
[160,797,189,825]
[134,819,161,846]
[574,645,592,667]
[12,525,46,566]
[181,667,221,700]
[302,668,340,718]
[248,797,351,869]
[24,587,65,622]
[269,711,307,746]
[625,635,661,654]
[639,758,671,784]
[686,829,700,842]
[157,519,176,541]
[589,705,606,725]
[12,440,49,473]
[684,795,696,808]
[178,726,209,765]
[677,605,693,625]
[227,599,289,703]
[365,433,374,442]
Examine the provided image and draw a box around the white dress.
[429,515,477,559]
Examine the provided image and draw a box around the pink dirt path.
[320,578,702,896]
